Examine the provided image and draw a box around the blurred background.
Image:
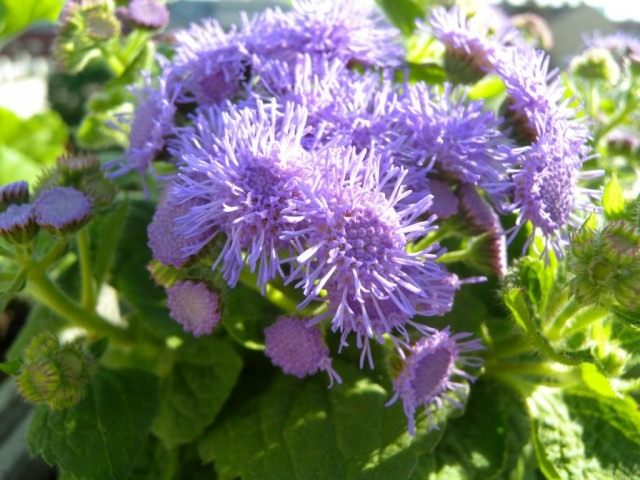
[0,0,638,478]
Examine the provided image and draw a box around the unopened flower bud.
[23,333,60,364]
[0,204,38,243]
[167,281,221,337]
[125,0,170,30]
[570,48,621,84]
[0,181,29,208]
[512,13,553,50]
[264,316,342,387]
[569,221,640,311]
[596,344,627,377]
[17,361,62,405]
[34,187,92,233]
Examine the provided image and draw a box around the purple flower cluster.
[123,1,597,434]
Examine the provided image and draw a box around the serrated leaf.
[603,175,625,220]
[152,337,243,449]
[28,367,159,480]
[421,382,533,479]
[222,282,282,350]
[528,388,640,479]
[199,361,446,480]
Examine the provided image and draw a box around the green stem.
[545,298,580,340]
[26,268,134,345]
[410,226,452,253]
[595,88,637,144]
[561,306,609,337]
[488,336,532,360]
[38,238,69,270]
[437,248,471,264]
[77,229,96,311]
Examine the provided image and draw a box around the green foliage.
[28,367,159,480]
[0,0,64,46]
[0,108,68,184]
[376,0,425,35]
[152,337,243,449]
[199,361,446,480]
[603,176,626,220]
[528,388,640,479]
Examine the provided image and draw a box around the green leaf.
[111,199,182,339]
[504,288,531,332]
[223,282,282,350]
[579,363,617,398]
[91,200,129,286]
[199,361,446,480]
[528,388,640,479]
[422,382,534,479]
[376,0,424,35]
[28,367,159,480]
[152,337,243,449]
[0,108,68,183]
[603,175,625,220]
[468,74,506,100]
[408,62,446,84]
[0,0,64,45]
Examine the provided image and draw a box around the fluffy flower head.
[167,281,221,337]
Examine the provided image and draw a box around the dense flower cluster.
[112,0,597,433]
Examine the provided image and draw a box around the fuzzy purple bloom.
[285,147,459,365]
[167,280,220,337]
[172,101,311,288]
[127,0,169,30]
[425,6,515,83]
[403,83,515,199]
[264,316,341,386]
[147,191,213,268]
[387,328,484,435]
[426,179,459,219]
[0,204,37,242]
[34,187,92,232]
[172,19,251,106]
[242,0,402,67]
[0,181,29,206]
[114,70,178,180]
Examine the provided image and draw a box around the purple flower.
[387,328,483,435]
[34,187,92,233]
[285,147,458,364]
[242,0,402,67]
[264,315,341,386]
[126,0,169,30]
[172,101,311,288]
[147,190,213,268]
[167,280,220,337]
[0,181,29,206]
[426,179,459,219]
[403,83,515,200]
[113,70,178,181]
[509,125,600,252]
[172,19,251,106]
[425,6,515,83]
[0,204,37,243]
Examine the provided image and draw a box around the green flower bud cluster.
[569,221,640,311]
[16,333,93,410]
[54,1,121,73]
[570,47,621,84]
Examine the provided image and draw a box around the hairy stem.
[77,228,96,311]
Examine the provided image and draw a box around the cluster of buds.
[16,333,93,410]
[569,221,640,311]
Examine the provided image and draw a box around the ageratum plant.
[1,0,639,478]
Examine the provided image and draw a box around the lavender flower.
[242,0,402,67]
[0,181,29,206]
[126,0,169,30]
[285,147,458,364]
[264,316,341,386]
[425,6,514,84]
[403,83,515,200]
[426,179,459,219]
[113,70,178,181]
[172,101,311,288]
[167,280,220,337]
[147,191,213,268]
[0,204,37,243]
[34,187,92,233]
[387,328,483,435]
[171,19,251,106]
